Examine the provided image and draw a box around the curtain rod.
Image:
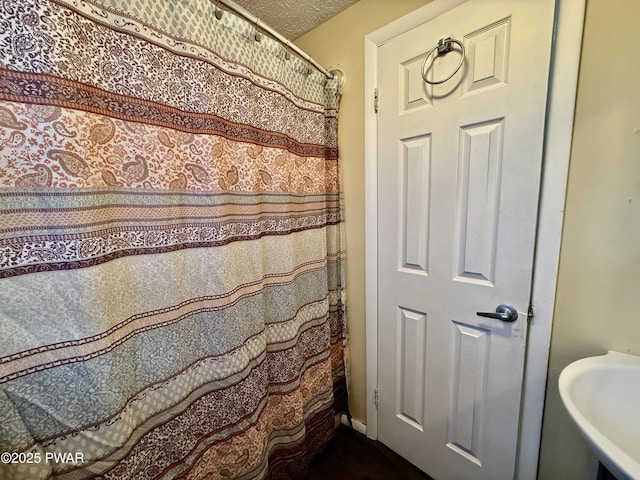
[215,0,335,80]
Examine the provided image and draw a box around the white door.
[377,1,555,479]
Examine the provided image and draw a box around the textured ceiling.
[232,0,360,40]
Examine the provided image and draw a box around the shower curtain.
[0,0,348,479]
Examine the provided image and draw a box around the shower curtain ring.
[330,68,346,90]
[253,19,262,42]
[214,0,223,19]
[284,40,291,60]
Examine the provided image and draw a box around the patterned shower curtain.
[0,0,347,479]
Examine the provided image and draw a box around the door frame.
[363,0,586,478]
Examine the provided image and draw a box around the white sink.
[559,351,640,480]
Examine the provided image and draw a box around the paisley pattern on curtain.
[0,0,347,479]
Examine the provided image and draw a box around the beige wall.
[298,0,640,477]
[295,0,432,422]
[538,0,640,478]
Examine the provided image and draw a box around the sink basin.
[559,351,640,480]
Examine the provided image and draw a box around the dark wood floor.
[308,425,434,480]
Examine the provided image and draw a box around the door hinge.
[374,388,379,408]
[527,304,534,321]
[374,88,379,113]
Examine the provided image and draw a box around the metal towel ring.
[421,37,465,85]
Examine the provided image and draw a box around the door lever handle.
[476,304,518,323]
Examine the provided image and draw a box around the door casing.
[363,1,586,478]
